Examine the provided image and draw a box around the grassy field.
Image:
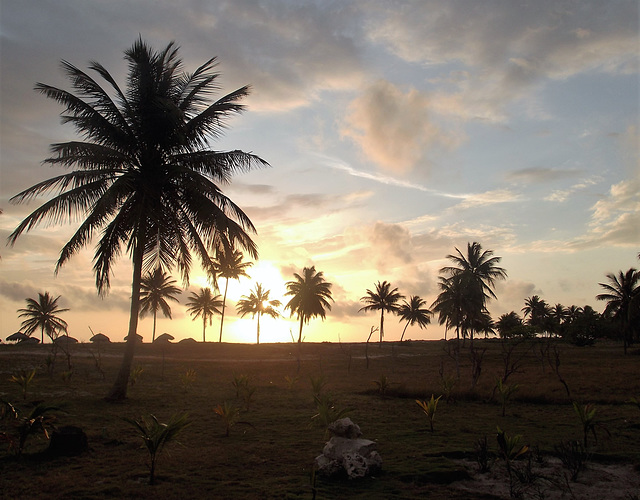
[0,339,639,499]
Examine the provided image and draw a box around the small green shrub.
[179,369,197,392]
[129,365,144,387]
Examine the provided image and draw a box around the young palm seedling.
[572,402,608,449]
[232,374,250,398]
[309,375,327,399]
[373,374,391,398]
[179,369,197,392]
[9,369,36,400]
[496,378,519,417]
[214,401,254,437]
[496,426,529,498]
[124,413,190,485]
[416,394,442,432]
[311,393,351,435]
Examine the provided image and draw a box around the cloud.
[366,1,638,121]
[341,80,461,172]
[505,167,581,184]
[544,176,602,202]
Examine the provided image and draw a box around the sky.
[1,0,638,344]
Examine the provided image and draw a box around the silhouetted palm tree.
[359,281,404,344]
[284,266,333,343]
[597,268,640,352]
[522,295,552,335]
[186,288,222,342]
[213,248,252,342]
[496,311,523,338]
[140,268,181,342]
[17,292,69,343]
[397,295,432,341]
[431,275,466,341]
[236,283,281,344]
[438,242,507,343]
[8,39,267,400]
[550,303,567,337]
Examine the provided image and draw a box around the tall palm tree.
[431,275,466,341]
[7,39,267,400]
[496,311,523,338]
[186,287,222,343]
[438,242,507,343]
[17,292,69,343]
[359,281,404,344]
[236,283,281,344]
[213,247,252,343]
[284,266,333,343]
[597,268,640,352]
[397,295,432,341]
[139,268,182,342]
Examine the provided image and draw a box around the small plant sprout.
[284,375,299,390]
[129,365,144,386]
[572,401,608,449]
[214,401,240,437]
[416,394,442,432]
[309,375,327,398]
[9,368,37,400]
[373,373,390,398]
[496,378,519,417]
[440,374,458,403]
[496,427,529,464]
[628,396,640,412]
[180,369,197,392]
[232,374,250,397]
[311,393,351,433]
[124,413,190,485]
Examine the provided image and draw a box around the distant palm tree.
[359,281,404,344]
[284,266,333,343]
[7,39,267,400]
[17,292,69,343]
[496,311,523,338]
[397,295,432,341]
[213,248,252,343]
[522,295,552,335]
[550,303,567,337]
[140,268,182,342]
[597,268,640,352]
[186,288,222,342]
[236,283,281,344]
[438,242,507,344]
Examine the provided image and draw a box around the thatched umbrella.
[54,336,78,345]
[123,333,143,343]
[153,333,174,344]
[90,333,111,343]
[6,332,30,342]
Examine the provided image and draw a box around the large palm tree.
[438,242,507,343]
[397,295,432,341]
[213,247,252,343]
[236,283,281,344]
[186,287,222,342]
[139,268,182,342]
[359,281,404,344]
[284,266,333,343]
[17,292,69,343]
[7,39,267,400]
[597,268,640,352]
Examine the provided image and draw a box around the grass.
[0,338,639,499]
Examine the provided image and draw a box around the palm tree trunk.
[400,322,409,342]
[297,315,304,343]
[219,278,229,343]
[106,238,144,401]
[152,311,157,343]
[256,313,261,345]
[203,316,206,343]
[379,310,385,345]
